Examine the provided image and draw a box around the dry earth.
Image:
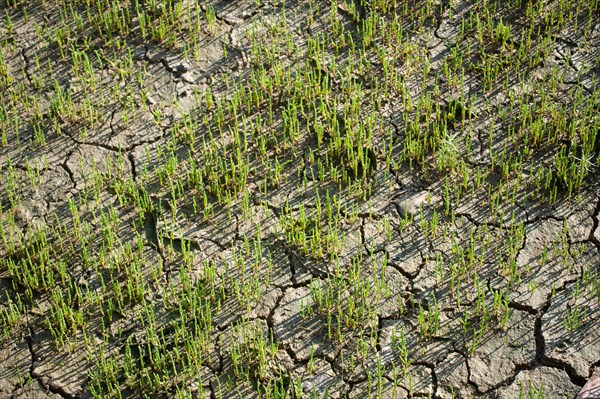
[0,0,599,398]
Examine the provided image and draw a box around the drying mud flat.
[0,0,599,398]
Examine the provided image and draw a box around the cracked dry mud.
[1,0,600,398]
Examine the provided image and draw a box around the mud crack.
[588,195,600,252]
[128,152,136,181]
[59,154,76,190]
[533,277,587,386]
[20,47,34,88]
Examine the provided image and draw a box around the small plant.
[391,327,412,373]
[416,295,440,339]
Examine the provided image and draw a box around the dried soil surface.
[0,0,599,398]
